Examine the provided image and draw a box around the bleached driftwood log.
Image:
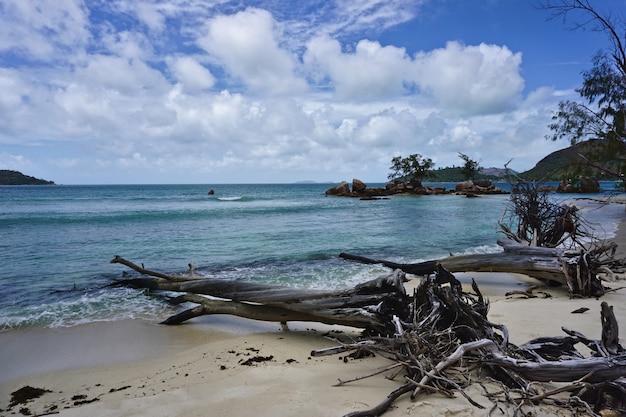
[341,237,614,296]
[110,255,409,334]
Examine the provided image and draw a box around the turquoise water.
[0,182,622,330]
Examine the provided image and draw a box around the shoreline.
[1,205,625,416]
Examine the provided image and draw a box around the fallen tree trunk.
[110,256,410,334]
[341,237,612,296]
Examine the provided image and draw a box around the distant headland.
[0,170,55,185]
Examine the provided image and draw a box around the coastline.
[1,205,625,416]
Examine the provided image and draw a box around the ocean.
[1,182,623,331]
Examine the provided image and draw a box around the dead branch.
[341,237,610,297]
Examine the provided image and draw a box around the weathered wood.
[601,301,621,355]
[310,266,626,417]
[111,256,409,334]
[341,237,609,296]
[486,346,626,383]
[161,295,381,328]
[342,238,566,281]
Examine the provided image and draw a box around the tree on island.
[387,153,434,186]
[541,0,626,187]
[458,152,480,181]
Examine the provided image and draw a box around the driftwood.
[111,256,626,416]
[340,237,620,297]
[311,266,626,417]
[110,255,410,334]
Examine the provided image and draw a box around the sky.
[0,0,620,184]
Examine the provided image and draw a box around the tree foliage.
[541,0,626,180]
[458,153,480,181]
[388,154,434,183]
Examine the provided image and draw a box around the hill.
[0,170,55,185]
[519,139,623,181]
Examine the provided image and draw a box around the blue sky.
[0,0,618,184]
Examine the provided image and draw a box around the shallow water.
[0,182,622,330]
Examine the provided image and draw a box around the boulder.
[557,178,600,193]
[455,180,507,195]
[455,181,474,192]
[352,178,367,193]
[473,179,493,188]
[325,181,351,196]
[580,177,600,193]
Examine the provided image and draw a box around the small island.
[0,170,55,185]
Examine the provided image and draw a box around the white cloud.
[0,0,89,60]
[304,36,412,100]
[198,8,307,95]
[167,56,216,93]
[413,41,525,115]
[135,2,166,32]
[304,38,525,115]
[99,30,155,61]
[333,0,420,32]
[0,69,30,136]
[74,54,169,95]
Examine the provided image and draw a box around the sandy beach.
[1,204,625,417]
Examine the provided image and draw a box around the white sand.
[1,204,625,417]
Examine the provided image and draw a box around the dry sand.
[1,203,625,417]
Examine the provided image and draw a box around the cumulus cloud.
[412,41,525,115]
[305,36,413,100]
[304,38,524,115]
[167,56,216,93]
[198,8,307,95]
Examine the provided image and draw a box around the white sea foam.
[0,288,174,330]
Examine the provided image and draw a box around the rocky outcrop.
[557,177,601,193]
[325,179,453,198]
[455,180,508,195]
[325,181,351,196]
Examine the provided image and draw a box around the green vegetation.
[520,139,622,181]
[541,1,626,184]
[424,167,505,182]
[0,170,55,185]
[388,154,434,183]
[390,152,505,183]
[458,153,480,181]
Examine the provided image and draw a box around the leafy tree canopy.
[388,154,434,183]
[542,0,626,180]
[458,153,480,181]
